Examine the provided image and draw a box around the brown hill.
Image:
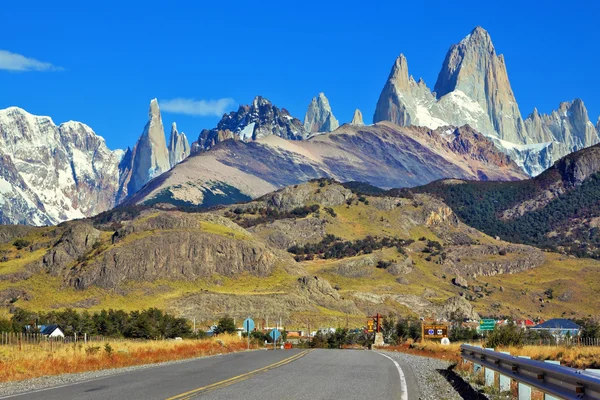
[127,122,526,209]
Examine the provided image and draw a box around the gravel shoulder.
[378,350,462,400]
[0,349,258,398]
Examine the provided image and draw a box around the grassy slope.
[2,185,600,326]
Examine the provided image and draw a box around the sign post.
[421,322,449,340]
[479,319,496,332]
[269,327,281,350]
[243,317,255,350]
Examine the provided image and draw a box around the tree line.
[1,308,192,339]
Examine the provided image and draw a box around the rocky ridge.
[196,96,308,152]
[128,122,526,209]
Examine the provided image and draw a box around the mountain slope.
[416,142,600,258]
[127,122,526,208]
[3,180,599,323]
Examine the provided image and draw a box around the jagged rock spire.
[351,109,364,126]
[124,99,170,196]
[373,54,415,126]
[434,26,528,144]
[168,122,190,168]
[303,92,340,133]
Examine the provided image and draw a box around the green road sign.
[479,319,496,331]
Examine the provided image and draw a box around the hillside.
[127,122,526,209]
[1,180,598,327]
[416,142,600,258]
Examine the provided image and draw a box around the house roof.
[533,318,580,330]
[41,324,61,335]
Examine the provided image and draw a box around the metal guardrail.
[461,344,600,400]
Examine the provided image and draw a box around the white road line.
[377,352,408,400]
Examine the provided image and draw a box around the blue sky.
[1,0,598,150]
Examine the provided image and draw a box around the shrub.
[104,343,114,357]
[485,323,525,348]
[12,239,31,250]
[86,346,101,355]
[214,316,236,335]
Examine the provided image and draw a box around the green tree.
[485,323,525,348]
[214,316,236,335]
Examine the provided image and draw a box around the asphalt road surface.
[1,349,419,400]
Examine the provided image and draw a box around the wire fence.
[522,336,600,347]
[0,332,137,351]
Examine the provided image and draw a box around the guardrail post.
[543,361,560,400]
[473,346,482,375]
[485,348,495,387]
[499,351,511,393]
[518,356,532,400]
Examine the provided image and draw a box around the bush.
[104,343,114,357]
[12,239,31,250]
[485,323,525,348]
[85,346,101,355]
[214,316,236,335]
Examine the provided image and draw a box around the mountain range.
[1,26,599,226]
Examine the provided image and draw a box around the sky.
[1,0,599,151]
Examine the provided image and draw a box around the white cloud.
[0,50,63,72]
[160,98,235,117]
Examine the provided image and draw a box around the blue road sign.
[244,318,255,333]
[269,328,281,341]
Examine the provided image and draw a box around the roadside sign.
[422,323,448,339]
[479,319,496,331]
[367,320,374,333]
[244,318,255,333]
[269,328,281,342]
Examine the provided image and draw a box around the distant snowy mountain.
[373,26,600,176]
[0,100,184,225]
[0,107,123,225]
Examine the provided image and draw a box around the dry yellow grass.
[0,335,249,382]
[386,340,600,369]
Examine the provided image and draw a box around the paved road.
[1,349,419,400]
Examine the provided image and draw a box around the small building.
[530,319,580,337]
[40,325,65,338]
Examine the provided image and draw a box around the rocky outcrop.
[264,182,352,212]
[167,123,190,168]
[248,218,326,250]
[41,223,101,275]
[118,99,171,200]
[350,109,364,126]
[197,96,307,151]
[0,107,124,225]
[303,93,339,133]
[443,244,545,278]
[434,26,528,144]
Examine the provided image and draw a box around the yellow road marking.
[166,350,311,400]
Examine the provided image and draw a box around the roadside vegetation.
[0,335,247,382]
